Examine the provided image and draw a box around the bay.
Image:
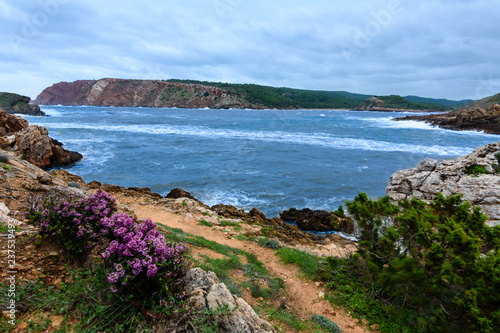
[23,106,500,217]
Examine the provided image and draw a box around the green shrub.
[258,237,281,249]
[465,164,487,175]
[0,155,8,163]
[341,193,500,332]
[311,315,342,332]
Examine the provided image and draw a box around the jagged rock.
[387,142,500,226]
[211,204,248,219]
[172,268,274,333]
[166,188,198,201]
[14,125,82,169]
[0,109,29,137]
[280,208,354,233]
[397,104,500,134]
[0,93,45,116]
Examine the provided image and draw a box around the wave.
[42,122,475,156]
[40,107,64,116]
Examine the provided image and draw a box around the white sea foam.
[40,107,63,116]
[43,122,477,156]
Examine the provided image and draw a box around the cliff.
[386,142,500,226]
[34,79,259,109]
[0,92,45,116]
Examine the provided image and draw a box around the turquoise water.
[24,106,499,217]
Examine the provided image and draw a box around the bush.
[311,315,342,332]
[342,193,500,332]
[25,190,116,259]
[100,213,187,302]
[0,155,8,163]
[465,164,487,175]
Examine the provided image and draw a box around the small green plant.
[0,155,8,163]
[2,165,10,171]
[182,200,187,207]
[465,164,487,175]
[258,237,281,249]
[67,181,80,188]
[275,248,324,280]
[311,315,343,332]
[198,219,212,227]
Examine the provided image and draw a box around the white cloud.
[0,0,499,100]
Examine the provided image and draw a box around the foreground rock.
[397,104,500,134]
[159,268,275,332]
[14,125,82,169]
[280,207,354,233]
[387,142,500,226]
[0,92,45,116]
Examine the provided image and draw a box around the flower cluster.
[25,190,116,258]
[100,213,187,294]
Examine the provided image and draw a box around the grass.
[197,219,212,227]
[275,248,325,280]
[159,225,342,332]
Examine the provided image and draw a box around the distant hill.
[0,92,44,116]
[357,95,454,112]
[404,95,474,109]
[35,78,468,111]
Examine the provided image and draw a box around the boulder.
[280,208,354,233]
[0,108,29,136]
[14,125,82,169]
[387,142,500,226]
[171,268,275,333]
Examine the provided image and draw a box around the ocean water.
[23,106,500,218]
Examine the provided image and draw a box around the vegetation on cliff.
[35,78,470,110]
[0,93,44,116]
[324,193,500,333]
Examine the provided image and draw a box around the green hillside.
[167,79,371,109]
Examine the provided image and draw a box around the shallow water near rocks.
[24,106,500,217]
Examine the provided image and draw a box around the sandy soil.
[127,201,369,333]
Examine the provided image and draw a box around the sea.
[22,106,500,218]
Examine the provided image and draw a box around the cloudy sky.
[1,0,499,101]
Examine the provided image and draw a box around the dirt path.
[128,201,368,333]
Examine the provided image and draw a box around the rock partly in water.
[0,92,45,116]
[396,104,500,134]
[280,207,354,233]
[387,142,500,226]
[156,268,275,333]
[14,125,82,169]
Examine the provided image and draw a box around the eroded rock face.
[34,79,259,109]
[14,125,82,169]
[0,109,29,136]
[280,207,354,233]
[397,104,500,134]
[173,268,275,333]
[387,142,500,226]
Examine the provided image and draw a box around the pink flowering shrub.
[26,190,116,258]
[100,213,187,297]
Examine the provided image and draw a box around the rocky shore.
[387,142,500,226]
[397,104,500,134]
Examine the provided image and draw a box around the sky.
[1,0,499,101]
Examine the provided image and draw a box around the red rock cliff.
[34,79,258,109]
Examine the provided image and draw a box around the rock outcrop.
[34,79,260,109]
[0,92,45,116]
[397,104,500,134]
[150,268,274,332]
[280,207,354,233]
[387,142,500,226]
[14,125,82,169]
[0,108,29,136]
